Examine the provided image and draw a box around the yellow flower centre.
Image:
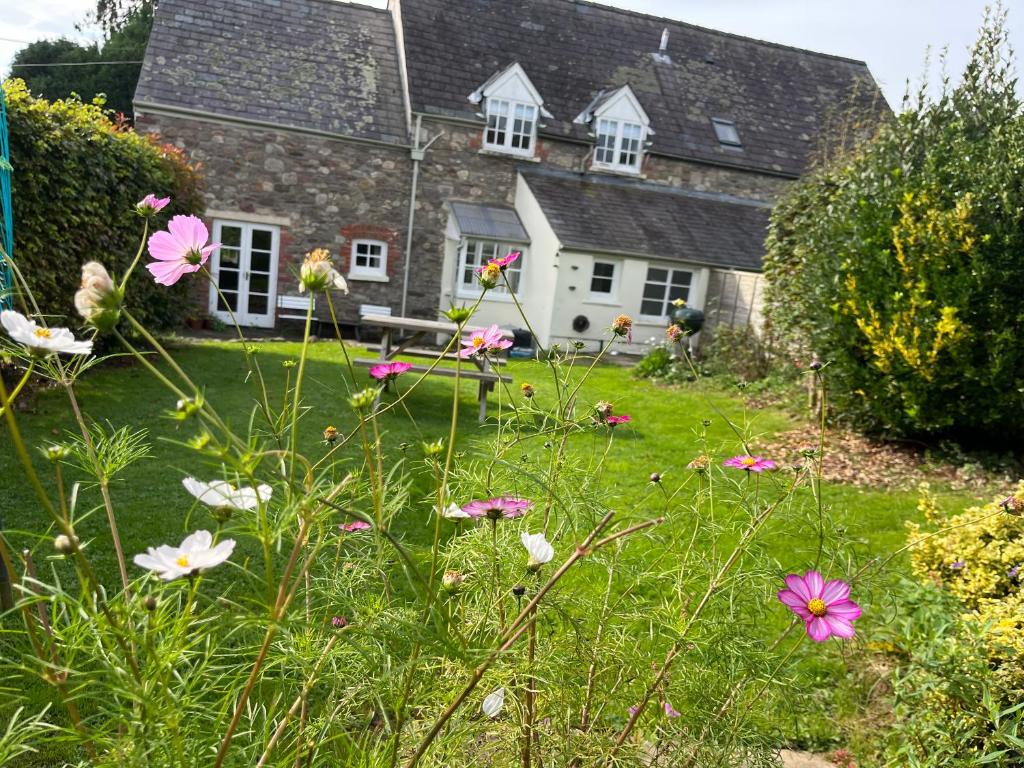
[472,337,485,348]
[807,598,827,617]
[741,457,756,466]
[34,328,52,338]
[175,555,190,568]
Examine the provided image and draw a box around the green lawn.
[0,338,979,759]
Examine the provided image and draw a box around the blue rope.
[0,85,12,310]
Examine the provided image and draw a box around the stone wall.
[136,111,414,326]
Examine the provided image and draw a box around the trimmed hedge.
[4,78,203,329]
[763,14,1024,444]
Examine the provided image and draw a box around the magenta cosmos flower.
[339,520,371,533]
[778,571,861,642]
[146,215,220,286]
[459,324,512,358]
[723,455,776,472]
[476,250,520,272]
[606,414,631,426]
[461,497,532,521]
[136,194,170,216]
[370,361,413,381]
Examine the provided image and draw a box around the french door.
[208,220,280,328]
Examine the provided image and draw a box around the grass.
[0,337,981,761]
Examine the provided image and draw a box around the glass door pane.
[244,227,275,326]
[215,225,243,316]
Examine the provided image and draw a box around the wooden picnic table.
[354,314,513,422]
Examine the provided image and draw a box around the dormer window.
[712,118,742,148]
[594,119,643,171]
[485,98,537,154]
[575,85,652,175]
[469,63,552,158]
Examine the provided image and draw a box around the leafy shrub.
[763,11,1024,444]
[886,486,1024,764]
[4,78,203,329]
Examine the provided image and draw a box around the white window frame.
[208,219,280,329]
[638,265,693,322]
[593,118,645,173]
[587,259,620,303]
[484,97,538,156]
[349,239,389,281]
[456,238,526,300]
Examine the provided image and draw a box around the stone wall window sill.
[348,274,390,283]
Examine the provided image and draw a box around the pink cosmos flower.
[137,194,170,216]
[369,361,413,381]
[146,215,220,286]
[461,497,532,520]
[339,520,371,532]
[723,455,776,472]
[475,250,520,272]
[777,571,862,642]
[606,415,631,426]
[459,324,513,358]
[664,701,680,718]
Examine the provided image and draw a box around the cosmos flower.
[1,310,93,357]
[664,701,681,718]
[476,250,520,272]
[611,314,633,342]
[146,215,220,286]
[949,560,966,570]
[298,248,349,294]
[182,477,272,511]
[340,520,371,533]
[440,502,471,520]
[605,415,631,426]
[369,361,413,381]
[723,455,776,473]
[477,262,502,289]
[133,530,235,581]
[459,324,512,358]
[461,497,532,520]
[521,531,554,571]
[777,571,862,642]
[482,687,505,718]
[136,194,170,217]
[74,261,121,331]
[666,325,683,343]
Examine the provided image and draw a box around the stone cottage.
[134,0,886,349]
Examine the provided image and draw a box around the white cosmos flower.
[481,687,505,718]
[133,530,235,580]
[521,531,554,571]
[440,501,471,519]
[1,310,92,357]
[182,477,272,511]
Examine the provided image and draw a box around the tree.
[762,7,1024,445]
[10,2,154,119]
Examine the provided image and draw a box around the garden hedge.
[763,13,1024,444]
[3,78,203,330]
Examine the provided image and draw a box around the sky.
[1,0,1020,110]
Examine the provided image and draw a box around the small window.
[350,239,388,279]
[484,98,537,155]
[640,266,692,318]
[589,260,618,300]
[593,118,644,172]
[711,118,742,147]
[458,239,525,296]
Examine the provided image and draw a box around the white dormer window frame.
[575,85,652,175]
[469,62,553,159]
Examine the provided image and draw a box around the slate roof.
[135,0,407,144]
[450,201,529,242]
[520,168,770,271]
[400,0,888,176]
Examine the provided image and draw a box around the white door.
[209,221,280,328]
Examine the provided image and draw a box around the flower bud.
[299,249,348,294]
[594,400,614,420]
[348,387,378,412]
[650,472,661,484]
[54,533,79,555]
[809,358,823,371]
[422,438,444,457]
[143,595,158,611]
[512,585,526,597]
[477,262,501,289]
[44,444,70,462]
[520,382,535,399]
[136,194,170,217]
[442,570,465,594]
[74,261,122,332]
[331,615,349,628]
[323,425,339,443]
